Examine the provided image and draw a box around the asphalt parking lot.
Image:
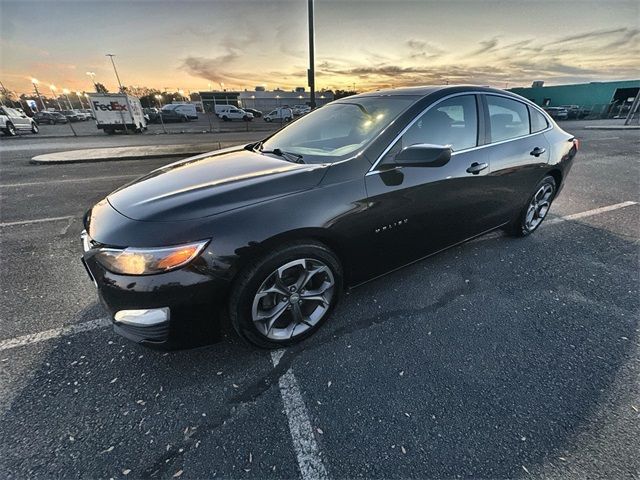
[0,121,638,479]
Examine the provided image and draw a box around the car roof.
[345,84,525,101]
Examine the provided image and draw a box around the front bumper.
[82,252,230,349]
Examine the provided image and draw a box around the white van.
[264,107,293,123]
[163,103,198,119]
[214,104,237,116]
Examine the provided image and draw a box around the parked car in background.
[81,109,95,119]
[1,106,39,135]
[163,103,198,119]
[243,108,262,118]
[219,107,253,122]
[214,104,238,116]
[292,104,311,116]
[143,108,161,123]
[81,85,579,349]
[33,111,69,125]
[264,107,293,122]
[74,109,91,121]
[160,109,190,123]
[559,105,590,119]
[543,106,569,120]
[60,110,82,122]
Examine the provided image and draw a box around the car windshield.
[260,96,418,163]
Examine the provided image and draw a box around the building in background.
[199,87,334,113]
[509,80,639,118]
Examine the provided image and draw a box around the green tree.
[94,83,109,94]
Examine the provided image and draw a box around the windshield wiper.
[259,148,305,164]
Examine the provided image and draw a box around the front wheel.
[229,241,343,348]
[31,122,39,134]
[506,175,557,237]
[6,122,16,136]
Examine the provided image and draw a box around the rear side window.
[399,95,478,151]
[529,106,549,133]
[487,96,530,142]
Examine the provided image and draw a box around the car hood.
[107,148,328,221]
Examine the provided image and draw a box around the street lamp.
[178,89,185,101]
[31,77,45,111]
[76,91,86,109]
[62,88,73,109]
[49,84,62,110]
[154,94,163,108]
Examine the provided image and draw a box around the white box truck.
[88,94,147,134]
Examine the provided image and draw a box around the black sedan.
[82,85,578,349]
[158,109,190,123]
[33,111,69,125]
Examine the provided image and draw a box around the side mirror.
[394,143,452,167]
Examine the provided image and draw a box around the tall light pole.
[86,72,97,91]
[31,78,45,111]
[307,0,316,109]
[154,94,167,133]
[76,91,86,109]
[62,88,73,109]
[49,84,62,110]
[105,54,124,92]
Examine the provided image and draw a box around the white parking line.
[271,350,328,480]
[0,216,75,227]
[0,317,110,352]
[1,174,138,188]
[0,216,75,228]
[547,201,638,225]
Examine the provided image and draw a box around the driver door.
[362,94,498,279]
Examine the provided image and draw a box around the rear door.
[362,94,499,279]
[481,95,551,224]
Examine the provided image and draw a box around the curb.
[30,143,227,165]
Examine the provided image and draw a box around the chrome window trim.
[367,91,554,175]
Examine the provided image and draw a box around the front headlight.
[94,240,209,275]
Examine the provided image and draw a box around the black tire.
[229,240,343,348]
[6,122,16,136]
[222,115,229,122]
[505,175,557,237]
[265,117,272,122]
[49,119,55,125]
[31,122,39,134]
[284,117,292,122]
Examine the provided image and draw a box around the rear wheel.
[265,117,272,122]
[506,175,557,237]
[229,241,343,348]
[49,119,55,125]
[31,122,39,134]
[6,122,16,136]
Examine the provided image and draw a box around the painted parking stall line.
[546,201,638,225]
[0,174,139,188]
[0,318,110,352]
[0,216,74,228]
[271,350,329,480]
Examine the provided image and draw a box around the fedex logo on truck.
[93,101,128,112]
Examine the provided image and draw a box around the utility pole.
[31,78,45,110]
[106,53,132,133]
[307,0,316,109]
[106,54,124,92]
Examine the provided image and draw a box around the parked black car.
[60,110,82,122]
[158,109,190,123]
[82,85,578,349]
[243,108,262,118]
[33,111,69,125]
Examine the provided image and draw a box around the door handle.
[530,147,546,157]
[466,162,488,174]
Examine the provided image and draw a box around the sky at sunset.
[1,0,638,97]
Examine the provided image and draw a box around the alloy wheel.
[251,258,335,340]
[525,183,554,231]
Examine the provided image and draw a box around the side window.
[487,96,530,142]
[529,106,549,133]
[399,95,478,152]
